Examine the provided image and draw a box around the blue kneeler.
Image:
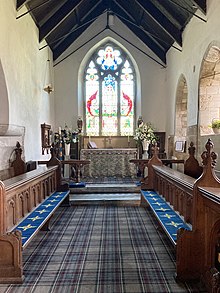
[141,190,191,245]
[13,190,70,248]
[69,181,86,188]
[135,181,142,187]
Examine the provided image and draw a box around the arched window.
[84,42,135,136]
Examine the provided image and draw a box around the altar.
[80,148,138,178]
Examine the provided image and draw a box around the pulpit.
[80,148,137,178]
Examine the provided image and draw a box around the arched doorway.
[199,43,220,136]
[173,74,188,163]
[175,74,188,138]
[198,42,220,169]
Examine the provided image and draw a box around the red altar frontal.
[80,148,138,178]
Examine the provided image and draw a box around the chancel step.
[70,192,141,206]
[69,182,140,194]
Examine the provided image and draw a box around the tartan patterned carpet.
[0,206,206,293]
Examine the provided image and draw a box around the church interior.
[1,0,220,292]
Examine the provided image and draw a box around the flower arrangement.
[133,122,157,144]
[62,127,72,144]
[54,124,78,145]
[211,118,220,129]
[210,118,220,134]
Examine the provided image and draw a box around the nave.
[0,184,207,293]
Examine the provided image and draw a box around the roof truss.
[16,0,207,65]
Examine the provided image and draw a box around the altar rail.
[148,139,220,292]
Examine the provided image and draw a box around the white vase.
[142,140,149,159]
[64,143,71,178]
[65,143,70,156]
[142,140,149,151]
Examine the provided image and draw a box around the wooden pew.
[176,139,220,292]
[184,141,203,179]
[141,148,195,244]
[144,139,220,292]
[142,142,203,235]
[0,146,70,283]
[151,164,195,224]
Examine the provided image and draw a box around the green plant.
[211,119,220,129]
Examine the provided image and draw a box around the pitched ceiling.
[16,0,206,65]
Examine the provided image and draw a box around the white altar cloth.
[80,148,137,178]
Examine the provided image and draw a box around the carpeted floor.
[0,206,207,293]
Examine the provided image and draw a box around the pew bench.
[144,140,220,291]
[12,189,70,249]
[0,165,68,283]
[138,143,197,245]
[141,163,196,245]
[141,189,191,245]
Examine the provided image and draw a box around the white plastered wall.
[0,0,55,168]
[54,14,167,133]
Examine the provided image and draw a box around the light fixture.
[43,84,53,94]
[43,48,54,94]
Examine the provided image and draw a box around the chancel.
[1,0,220,291]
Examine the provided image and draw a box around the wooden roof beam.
[39,0,83,42]
[193,0,206,14]
[52,4,105,60]
[135,0,182,46]
[120,19,167,64]
[16,0,28,10]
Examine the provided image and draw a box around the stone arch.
[172,74,188,164]
[175,74,188,138]
[0,59,9,127]
[199,41,220,136]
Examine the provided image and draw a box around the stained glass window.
[85,43,135,136]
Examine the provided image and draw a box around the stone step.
[70,183,140,194]
[70,192,141,206]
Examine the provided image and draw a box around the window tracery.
[84,43,135,136]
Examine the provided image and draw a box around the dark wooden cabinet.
[41,123,51,155]
[154,132,166,155]
[70,142,79,159]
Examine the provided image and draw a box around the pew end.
[184,142,203,179]
[0,231,24,284]
[176,139,220,291]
